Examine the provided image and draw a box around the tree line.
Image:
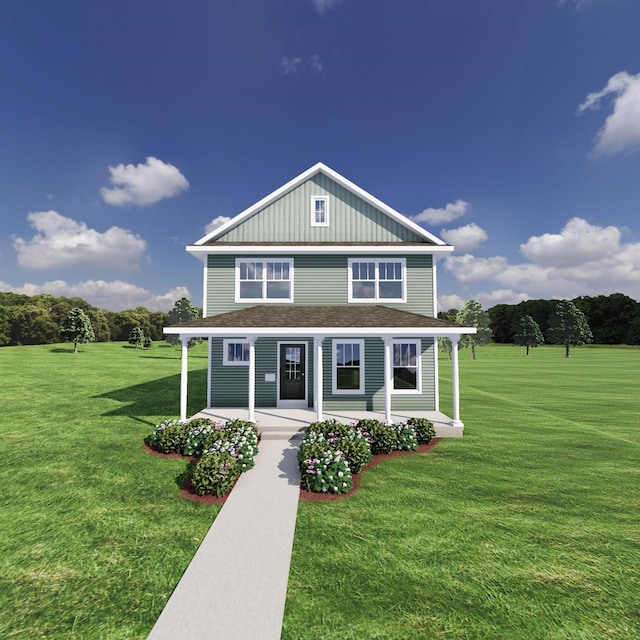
[439,293,640,346]
[0,292,202,347]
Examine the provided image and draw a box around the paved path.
[148,437,301,640]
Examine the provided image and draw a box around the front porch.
[190,407,463,439]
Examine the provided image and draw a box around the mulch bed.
[299,438,442,502]
[144,438,442,505]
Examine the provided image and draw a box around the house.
[164,163,475,436]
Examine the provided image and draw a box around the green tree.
[0,306,11,346]
[438,337,453,360]
[59,308,96,353]
[456,300,493,360]
[548,300,593,357]
[128,326,145,348]
[166,297,201,347]
[143,336,153,349]
[10,305,58,345]
[513,314,544,355]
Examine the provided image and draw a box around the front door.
[279,343,306,404]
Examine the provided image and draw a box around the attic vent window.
[311,196,329,227]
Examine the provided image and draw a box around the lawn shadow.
[93,369,208,418]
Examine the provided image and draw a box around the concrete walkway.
[148,436,301,640]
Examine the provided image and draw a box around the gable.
[215,173,428,243]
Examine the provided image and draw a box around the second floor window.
[236,258,293,302]
[311,196,329,226]
[348,258,406,302]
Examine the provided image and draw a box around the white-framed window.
[348,258,406,302]
[235,258,294,302]
[223,339,250,366]
[311,196,329,227]
[392,339,421,394]
[332,339,365,394]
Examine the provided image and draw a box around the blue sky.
[1,0,639,312]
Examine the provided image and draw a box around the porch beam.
[450,336,463,427]
[383,337,393,424]
[314,337,325,422]
[247,337,257,423]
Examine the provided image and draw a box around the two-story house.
[164,163,475,436]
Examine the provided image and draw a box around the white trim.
[310,195,329,227]
[165,326,476,338]
[276,341,308,408]
[331,339,365,395]
[314,337,325,421]
[202,261,208,318]
[191,163,448,247]
[391,339,422,395]
[234,257,294,303]
[348,258,406,303]
[222,339,250,366]
[207,337,212,408]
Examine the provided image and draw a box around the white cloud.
[204,216,232,235]
[440,223,488,252]
[310,54,324,73]
[445,217,640,301]
[475,289,531,307]
[100,156,189,206]
[311,0,344,14]
[280,56,302,75]
[577,71,640,156]
[0,279,190,312]
[520,217,620,267]
[438,293,466,312]
[12,211,147,270]
[413,200,469,225]
[444,254,509,284]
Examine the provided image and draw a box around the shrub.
[407,417,436,444]
[366,420,397,454]
[306,419,351,438]
[146,419,190,454]
[393,422,418,451]
[336,436,371,473]
[298,440,333,465]
[190,453,241,497]
[183,418,221,456]
[223,419,259,439]
[203,423,259,472]
[143,336,153,349]
[300,449,352,494]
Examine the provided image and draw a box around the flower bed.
[145,417,259,498]
[298,417,436,496]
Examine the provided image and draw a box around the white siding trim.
[222,339,250,366]
[390,339,422,395]
[331,339,365,395]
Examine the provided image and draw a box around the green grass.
[3,342,639,638]
[282,344,640,639]
[0,341,217,639]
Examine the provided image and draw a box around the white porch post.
[314,336,324,422]
[383,337,393,424]
[247,337,257,423]
[451,336,463,427]
[179,335,190,422]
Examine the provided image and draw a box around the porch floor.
[191,407,463,439]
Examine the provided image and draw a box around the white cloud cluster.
[578,71,640,156]
[12,211,147,270]
[0,279,190,312]
[311,0,344,14]
[444,217,640,301]
[101,156,189,206]
[440,223,488,252]
[204,216,232,235]
[413,200,469,225]
[280,54,324,75]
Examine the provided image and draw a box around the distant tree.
[488,304,518,343]
[128,326,145,348]
[166,297,201,347]
[548,300,593,357]
[143,336,153,349]
[456,300,493,360]
[573,293,639,344]
[59,308,96,353]
[10,305,58,345]
[513,299,557,341]
[437,308,459,323]
[513,315,544,355]
[438,337,453,360]
[149,311,170,341]
[0,307,11,346]
[86,309,111,342]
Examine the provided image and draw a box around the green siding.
[218,175,425,243]
[206,254,433,316]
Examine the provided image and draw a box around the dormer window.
[311,196,329,227]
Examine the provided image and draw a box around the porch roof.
[164,305,475,337]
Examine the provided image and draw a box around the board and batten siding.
[206,254,433,316]
[217,174,425,243]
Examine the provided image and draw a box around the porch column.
[179,335,190,422]
[314,336,324,422]
[247,337,257,423]
[451,336,463,427]
[383,337,393,424]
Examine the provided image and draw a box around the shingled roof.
[168,305,468,330]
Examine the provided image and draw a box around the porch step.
[259,427,306,441]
